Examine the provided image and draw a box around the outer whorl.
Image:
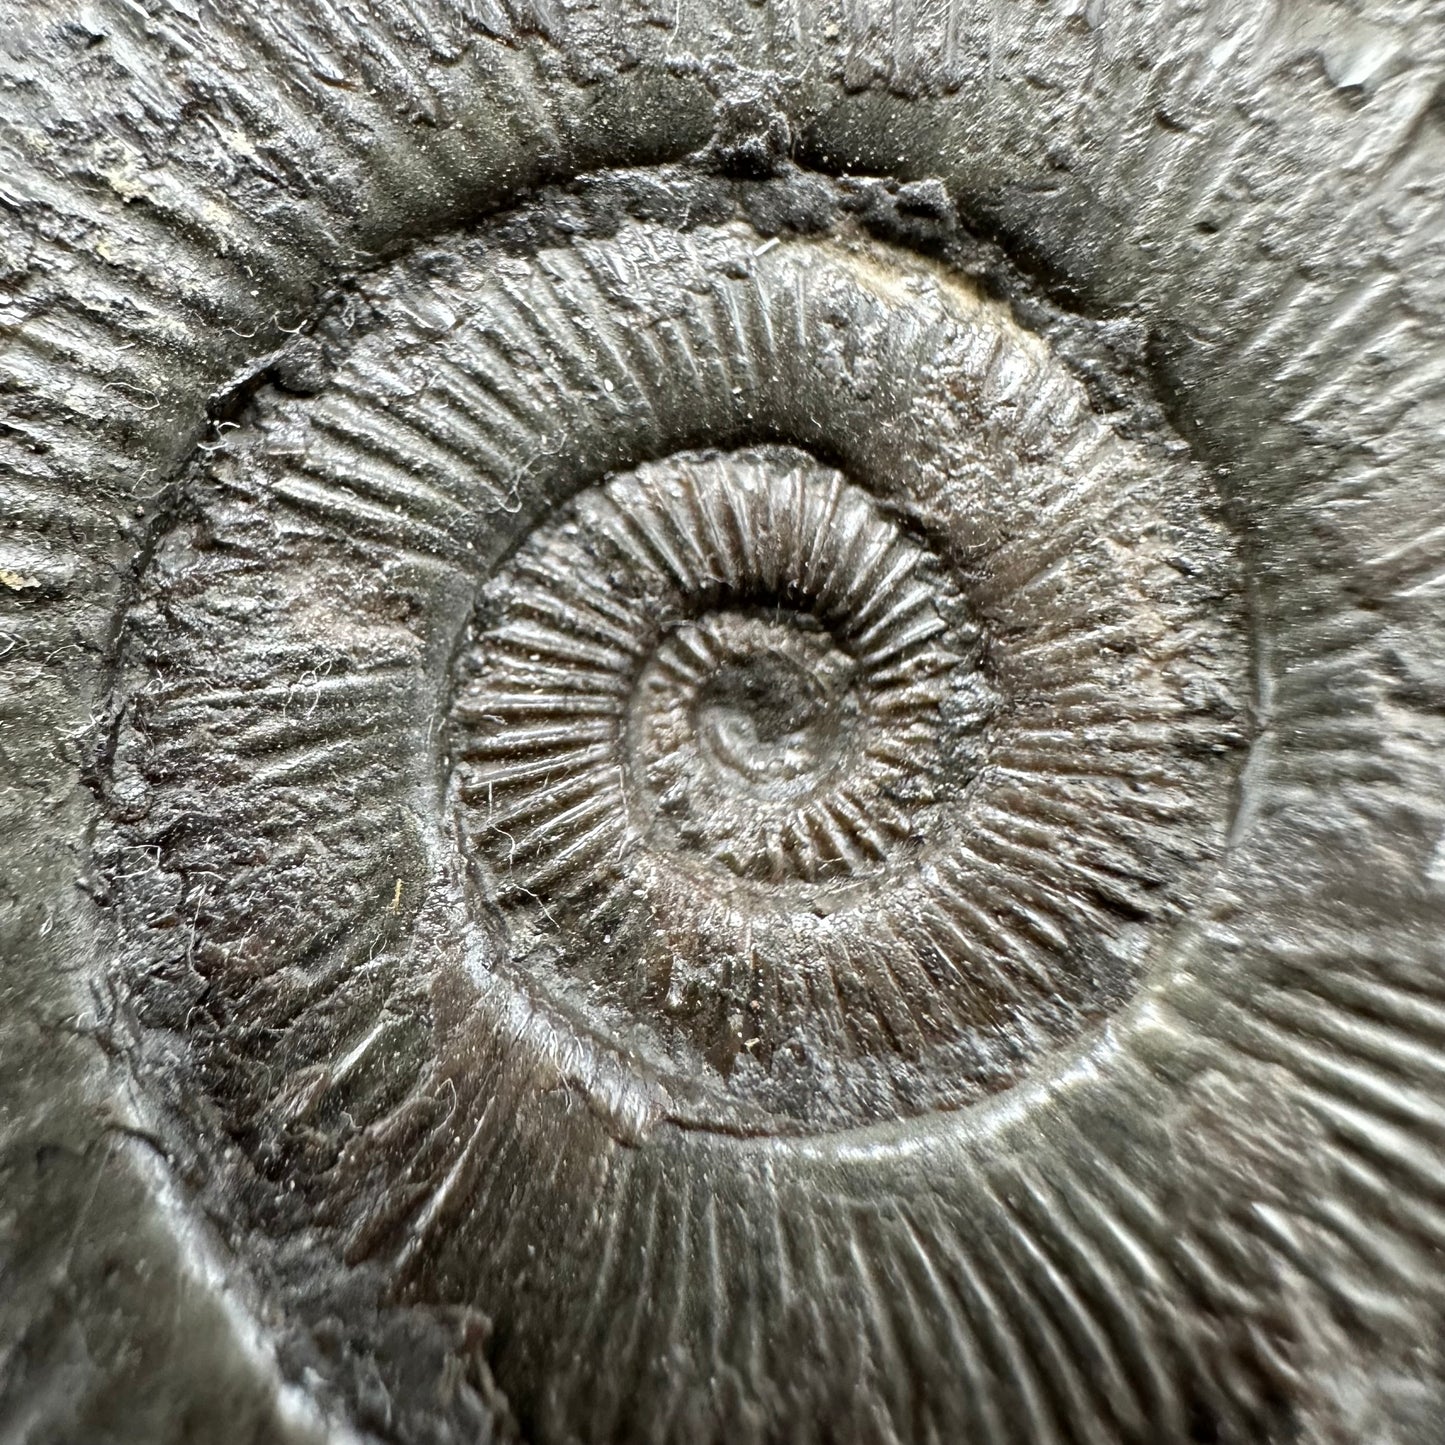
[2,5,1445,1445]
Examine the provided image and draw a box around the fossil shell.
[2,4,1445,1445]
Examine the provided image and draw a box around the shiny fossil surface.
[2,4,1445,1445]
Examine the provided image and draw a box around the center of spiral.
[632,610,869,882]
[694,619,853,794]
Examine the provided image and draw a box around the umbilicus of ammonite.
[3,3,1445,1444]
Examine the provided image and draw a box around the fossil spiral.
[3,3,1445,1444]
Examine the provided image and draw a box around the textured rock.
[1,3,1444,1443]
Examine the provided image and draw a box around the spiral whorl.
[85,173,1256,1436]
[445,373,1243,1126]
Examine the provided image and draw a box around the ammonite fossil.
[2,4,1444,1444]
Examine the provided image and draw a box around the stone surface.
[2,3,1444,1443]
